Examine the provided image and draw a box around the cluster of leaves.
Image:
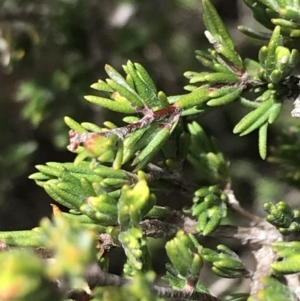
[2,0,300,301]
[264,200,300,234]
[189,185,228,236]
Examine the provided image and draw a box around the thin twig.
[140,215,280,245]
[153,285,221,301]
[84,263,222,301]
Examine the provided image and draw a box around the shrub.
[1,1,300,300]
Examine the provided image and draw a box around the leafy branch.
[2,1,300,301]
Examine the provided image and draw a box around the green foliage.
[0,250,61,301]
[3,0,300,301]
[119,227,151,275]
[272,241,300,275]
[39,215,97,288]
[242,0,300,38]
[0,214,97,301]
[165,231,203,285]
[189,185,228,235]
[248,276,296,301]
[264,200,300,234]
[202,245,247,278]
[187,122,230,185]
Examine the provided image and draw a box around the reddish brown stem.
[68,105,180,151]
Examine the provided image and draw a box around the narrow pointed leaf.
[258,122,268,159]
[258,0,280,11]
[271,18,299,29]
[266,26,282,77]
[243,0,274,30]
[195,53,231,73]
[64,116,87,133]
[132,126,171,167]
[124,61,159,108]
[202,0,235,50]
[90,80,114,92]
[207,88,242,106]
[106,79,144,108]
[238,26,271,40]
[268,102,282,123]
[233,98,274,134]
[84,95,136,114]
[174,88,210,109]
[280,6,300,21]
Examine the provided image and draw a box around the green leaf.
[106,79,145,108]
[39,215,96,287]
[81,122,103,132]
[211,41,244,69]
[279,6,300,21]
[165,231,202,280]
[175,88,210,109]
[105,64,147,108]
[271,18,299,29]
[238,26,271,40]
[93,164,127,179]
[202,245,246,278]
[258,0,280,11]
[203,203,227,235]
[157,91,170,108]
[244,0,275,30]
[276,0,287,8]
[0,250,60,300]
[132,126,172,170]
[90,80,114,92]
[195,51,231,73]
[119,228,145,271]
[123,126,156,164]
[272,241,300,257]
[86,194,118,216]
[192,186,228,235]
[207,88,242,106]
[0,230,41,247]
[266,26,282,77]
[265,201,295,230]
[84,95,136,114]
[248,276,296,301]
[202,0,235,50]
[124,61,159,108]
[258,46,268,70]
[233,98,274,135]
[64,116,87,133]
[134,63,157,94]
[185,72,239,84]
[118,180,154,228]
[290,29,300,37]
[188,123,229,185]
[188,122,215,152]
[258,122,268,159]
[288,49,300,70]
[268,102,282,123]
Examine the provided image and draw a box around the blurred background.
[3,0,300,297]
[0,0,298,238]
